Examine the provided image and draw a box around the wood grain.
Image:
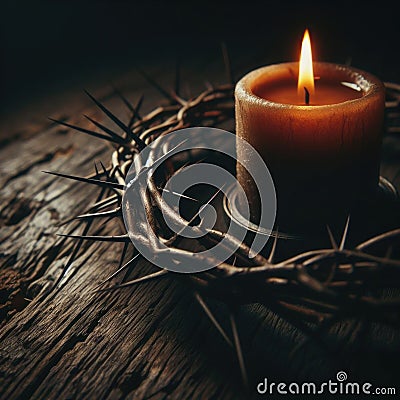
[1,72,400,399]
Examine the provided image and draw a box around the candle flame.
[298,29,315,98]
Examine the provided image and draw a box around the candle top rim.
[236,62,384,110]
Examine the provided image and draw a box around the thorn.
[49,171,112,294]
[128,94,144,127]
[159,187,198,202]
[99,161,108,176]
[89,195,119,212]
[114,165,126,181]
[194,292,233,347]
[121,249,138,283]
[339,215,350,251]
[94,161,100,177]
[83,114,126,143]
[137,68,175,102]
[56,200,118,227]
[135,95,144,120]
[326,226,338,250]
[268,232,278,263]
[116,241,131,283]
[49,117,124,145]
[94,270,168,292]
[112,85,135,114]
[43,171,124,190]
[170,91,187,106]
[84,90,146,150]
[93,253,140,290]
[74,208,120,220]
[147,139,188,172]
[173,185,223,238]
[57,233,129,242]
[128,95,144,129]
[87,163,111,180]
[229,310,249,389]
[119,241,130,267]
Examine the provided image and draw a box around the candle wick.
[304,87,310,105]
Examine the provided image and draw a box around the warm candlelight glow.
[236,31,385,227]
[298,29,315,100]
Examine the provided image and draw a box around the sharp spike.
[339,215,350,251]
[127,97,142,128]
[49,170,112,294]
[326,225,338,250]
[113,165,125,181]
[58,195,120,227]
[159,187,198,202]
[87,164,112,180]
[135,95,144,116]
[119,241,129,268]
[121,251,139,283]
[89,195,119,212]
[268,231,279,263]
[94,253,140,290]
[112,85,135,114]
[169,91,187,106]
[172,185,223,239]
[118,246,139,283]
[43,171,124,190]
[83,114,126,143]
[137,68,175,102]
[52,233,86,289]
[74,208,120,220]
[94,161,100,177]
[229,310,249,389]
[128,94,144,127]
[99,161,108,177]
[49,117,124,145]
[194,293,233,347]
[143,139,188,175]
[84,90,146,150]
[57,233,129,242]
[56,216,79,228]
[94,270,168,292]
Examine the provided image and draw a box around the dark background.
[0,2,399,396]
[1,0,399,117]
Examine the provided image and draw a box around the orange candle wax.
[235,33,385,230]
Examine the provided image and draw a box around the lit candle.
[235,30,385,231]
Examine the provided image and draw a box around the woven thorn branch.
[46,56,400,387]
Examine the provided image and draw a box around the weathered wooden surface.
[1,68,400,400]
